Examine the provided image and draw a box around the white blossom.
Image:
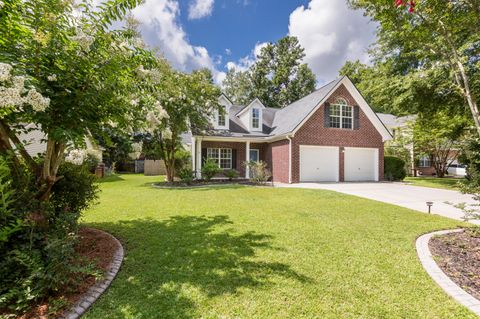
[0,63,12,82]
[71,29,94,52]
[162,128,172,140]
[129,142,143,160]
[65,149,86,165]
[131,99,139,106]
[0,87,23,108]
[146,111,161,129]
[154,101,169,120]
[25,88,50,112]
[0,1,4,9]
[47,74,57,82]
[12,76,25,89]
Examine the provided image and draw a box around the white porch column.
[196,138,202,179]
[245,141,250,179]
[191,136,196,173]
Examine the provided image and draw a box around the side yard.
[82,174,474,318]
[404,176,464,190]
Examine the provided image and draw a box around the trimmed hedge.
[384,156,407,181]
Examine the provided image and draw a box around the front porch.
[191,137,268,179]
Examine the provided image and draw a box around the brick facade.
[267,139,290,183]
[197,84,386,183]
[291,84,385,183]
[201,141,247,177]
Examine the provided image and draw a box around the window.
[249,149,259,162]
[218,106,226,127]
[419,155,431,168]
[329,98,353,129]
[207,148,232,169]
[252,108,260,129]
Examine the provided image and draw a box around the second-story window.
[252,108,260,129]
[218,106,226,127]
[329,98,353,129]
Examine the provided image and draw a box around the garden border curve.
[416,229,480,316]
[61,229,124,319]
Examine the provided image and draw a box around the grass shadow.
[85,215,310,318]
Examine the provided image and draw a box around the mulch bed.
[429,228,480,300]
[153,180,272,188]
[15,227,117,319]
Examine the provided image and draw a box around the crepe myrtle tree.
[141,64,220,182]
[0,0,152,206]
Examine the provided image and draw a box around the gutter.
[287,135,293,184]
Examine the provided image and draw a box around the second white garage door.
[299,146,339,182]
[344,147,378,182]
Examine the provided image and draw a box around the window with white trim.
[252,108,260,129]
[217,105,226,127]
[329,98,353,129]
[249,149,259,162]
[207,148,232,169]
[419,155,431,168]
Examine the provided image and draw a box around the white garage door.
[344,148,378,182]
[300,146,339,182]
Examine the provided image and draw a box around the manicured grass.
[82,174,473,318]
[404,176,464,190]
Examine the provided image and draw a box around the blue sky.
[131,0,377,85]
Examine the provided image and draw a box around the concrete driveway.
[275,182,479,224]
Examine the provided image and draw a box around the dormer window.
[218,105,226,127]
[252,108,260,129]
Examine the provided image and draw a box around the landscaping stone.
[60,229,124,319]
[416,229,480,316]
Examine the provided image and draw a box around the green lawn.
[82,174,473,318]
[404,176,464,190]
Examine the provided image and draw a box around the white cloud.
[225,48,232,55]
[226,42,268,72]
[132,0,224,84]
[288,0,376,83]
[188,0,214,20]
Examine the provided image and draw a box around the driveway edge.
[62,229,124,319]
[416,229,480,316]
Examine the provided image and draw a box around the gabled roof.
[269,78,342,136]
[207,76,392,141]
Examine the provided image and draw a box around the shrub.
[245,161,271,185]
[201,159,220,182]
[178,168,195,184]
[223,169,239,181]
[174,149,191,173]
[0,159,98,313]
[384,156,407,181]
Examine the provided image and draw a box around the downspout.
[287,135,292,184]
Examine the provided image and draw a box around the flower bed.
[152,179,272,188]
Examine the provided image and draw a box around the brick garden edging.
[416,229,480,316]
[62,229,124,319]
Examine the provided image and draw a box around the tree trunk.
[436,19,480,137]
[37,138,65,201]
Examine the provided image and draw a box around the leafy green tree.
[223,36,316,108]
[141,62,220,182]
[348,0,480,137]
[413,112,468,177]
[222,68,252,105]
[0,0,149,204]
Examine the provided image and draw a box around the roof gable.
[271,76,391,141]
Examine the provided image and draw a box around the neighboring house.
[190,76,392,183]
[376,114,463,177]
[18,123,103,161]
